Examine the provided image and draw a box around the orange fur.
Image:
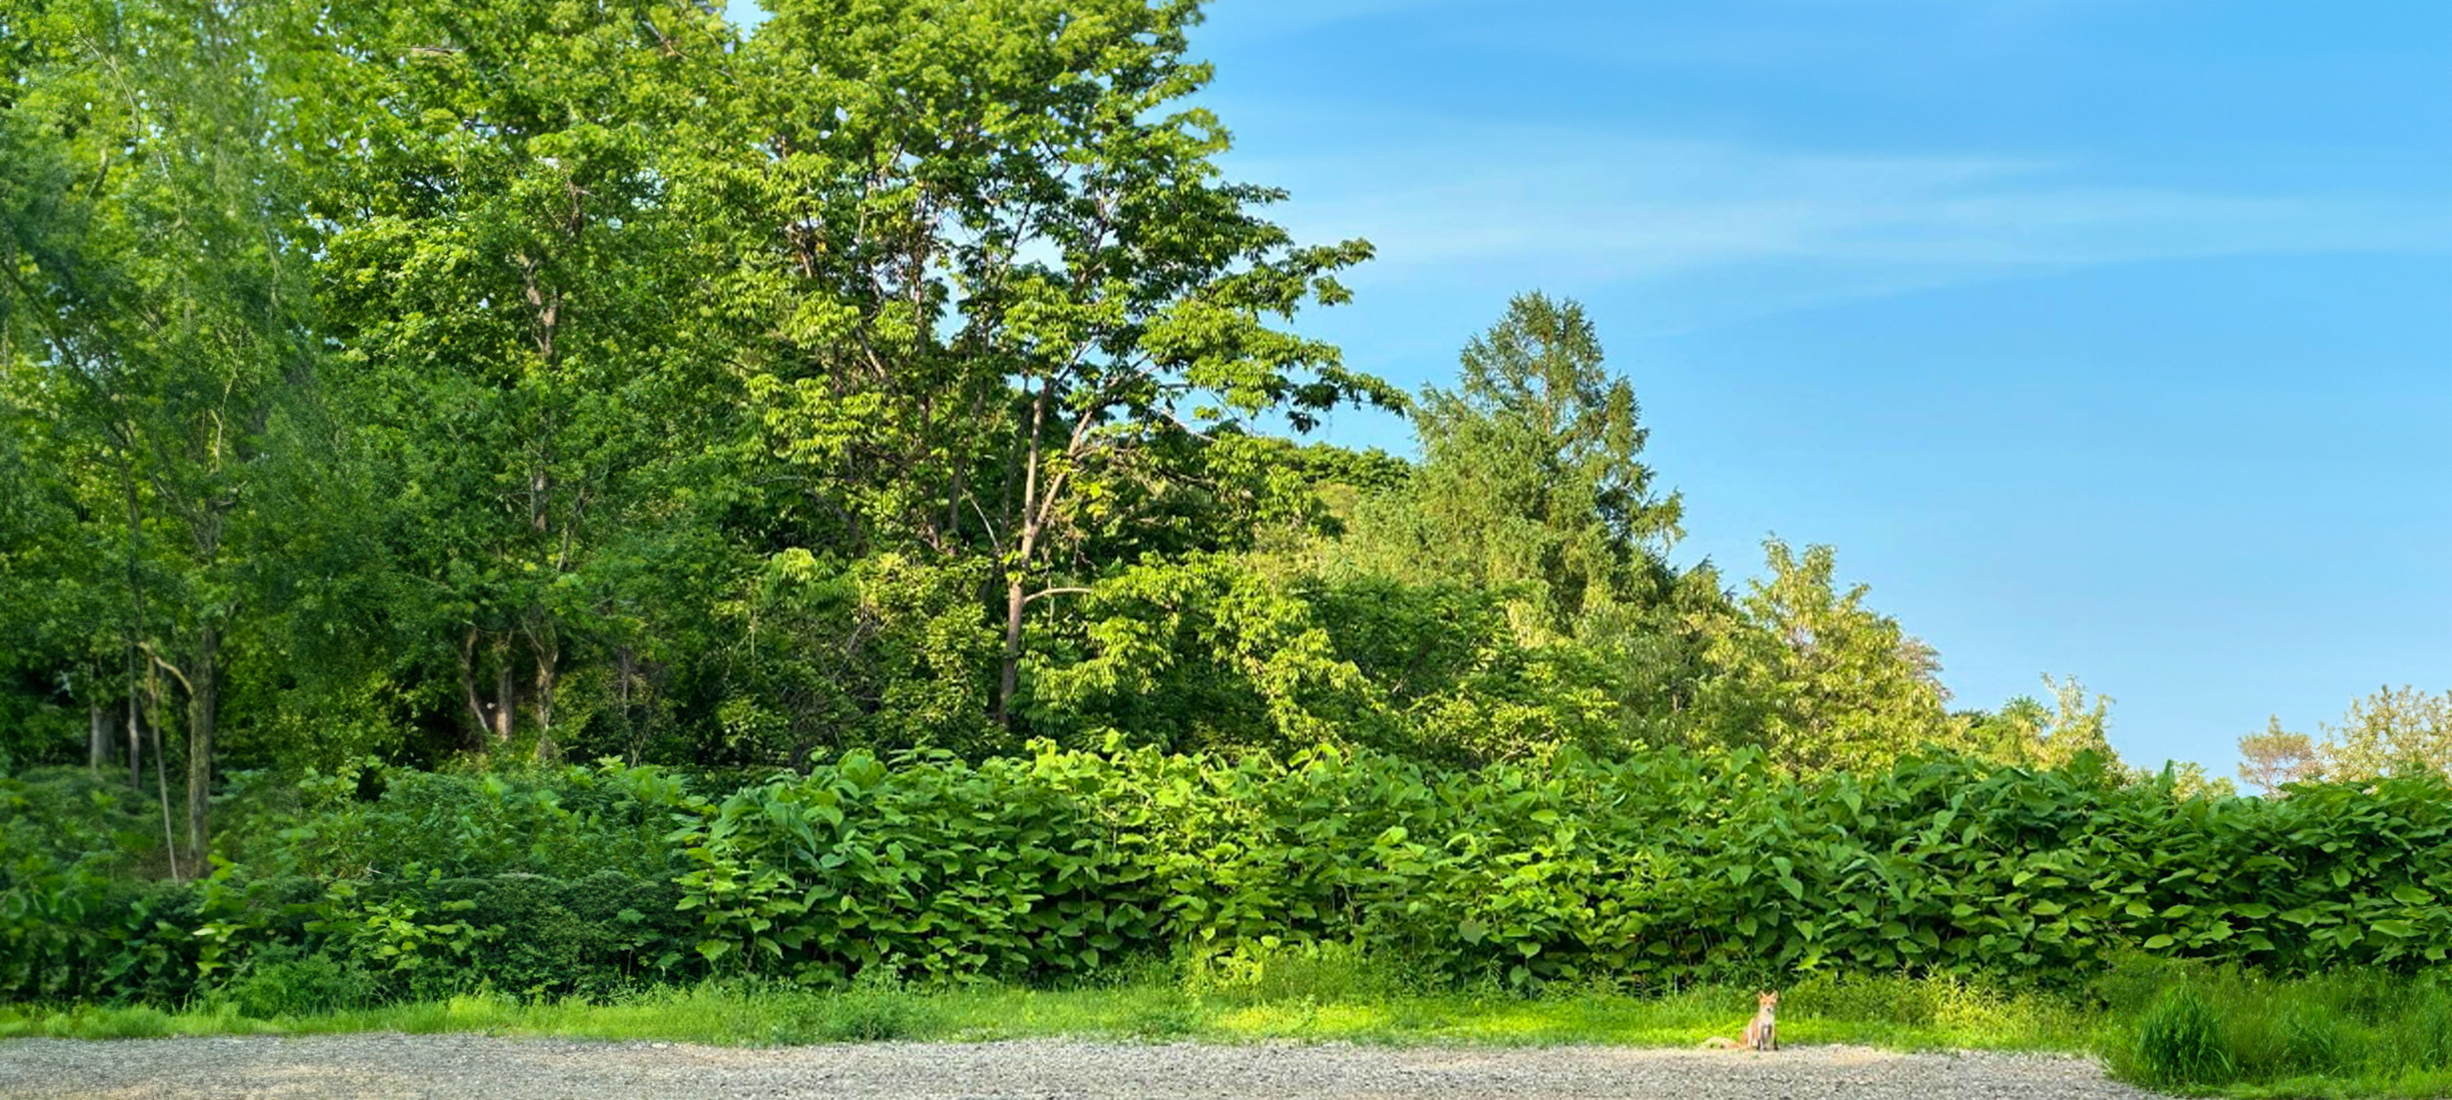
[1701,990,1779,1052]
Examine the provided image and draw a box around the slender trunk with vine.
[995,382,1051,725]
[148,670,179,883]
[120,451,144,793]
[457,627,517,748]
[125,695,141,791]
[183,622,215,869]
[89,701,109,773]
[530,617,559,761]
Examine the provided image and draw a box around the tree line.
[5,0,2236,867]
[2236,687,2452,796]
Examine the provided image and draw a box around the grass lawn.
[0,975,2092,1049]
[8,967,2452,1098]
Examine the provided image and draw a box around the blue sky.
[735,1,2452,775]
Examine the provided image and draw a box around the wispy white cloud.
[1247,128,2452,317]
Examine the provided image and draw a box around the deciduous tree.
[2237,717,2322,795]
[1687,538,1962,773]
[0,0,324,860]
[717,0,1396,726]
[2315,686,2451,782]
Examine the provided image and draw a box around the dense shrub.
[219,947,378,1019]
[9,748,2452,1007]
[672,750,1169,984]
[230,764,693,881]
[663,745,2452,989]
[3,761,700,1004]
[423,872,692,1000]
[0,769,203,1002]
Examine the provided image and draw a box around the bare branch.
[138,643,195,696]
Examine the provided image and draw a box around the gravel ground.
[0,1035,2157,1100]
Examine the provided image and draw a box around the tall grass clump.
[2130,984,2234,1088]
[2100,967,2452,1094]
[764,971,945,1044]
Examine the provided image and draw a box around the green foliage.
[218,948,378,1020]
[17,748,2452,1010]
[2237,716,2322,796]
[0,768,202,1002]
[654,746,2452,991]
[21,929,2452,1100]
[1966,676,2117,771]
[9,19,2451,1096]
[672,750,1164,984]
[236,761,692,882]
[1028,553,1387,755]
[1029,555,1631,766]
[2323,686,2452,781]
[1342,292,1681,643]
[4,0,2237,798]
[1686,538,1965,773]
[0,0,339,862]
[442,871,691,1001]
[314,878,497,998]
[1315,293,1718,755]
[2255,685,2452,791]
[1307,571,1642,765]
[0,760,702,1005]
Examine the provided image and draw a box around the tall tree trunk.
[998,575,1027,723]
[458,627,517,747]
[122,460,145,793]
[531,620,559,761]
[127,695,142,791]
[494,638,515,743]
[89,701,109,773]
[459,628,485,745]
[150,676,178,883]
[615,645,637,763]
[994,386,1049,726]
[185,623,216,870]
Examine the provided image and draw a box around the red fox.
[1701,990,1779,1052]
